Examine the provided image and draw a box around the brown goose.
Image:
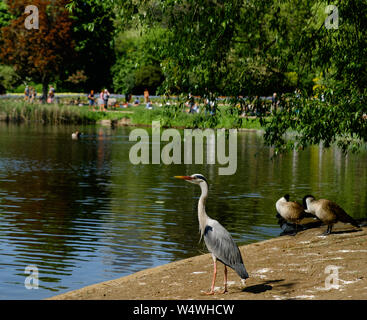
[303,195,360,235]
[275,194,310,234]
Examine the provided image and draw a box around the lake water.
[0,122,366,299]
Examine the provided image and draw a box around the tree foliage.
[112,27,166,95]
[0,64,20,93]
[263,89,367,154]
[262,0,367,153]
[0,0,75,97]
[0,1,12,30]
[66,0,116,92]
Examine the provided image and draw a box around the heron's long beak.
[174,175,193,180]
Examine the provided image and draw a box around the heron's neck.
[198,181,209,238]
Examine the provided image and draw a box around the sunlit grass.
[0,99,264,129]
[0,100,131,124]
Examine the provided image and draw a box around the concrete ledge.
[49,224,367,300]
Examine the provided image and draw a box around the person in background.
[146,99,152,109]
[99,90,104,111]
[29,87,37,103]
[48,85,55,103]
[24,85,30,101]
[144,88,149,103]
[192,102,199,113]
[186,93,195,114]
[271,92,278,113]
[125,93,132,105]
[102,89,110,111]
[88,90,95,111]
[134,97,140,106]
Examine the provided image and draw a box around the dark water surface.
[0,123,366,299]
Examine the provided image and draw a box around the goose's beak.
[174,176,193,180]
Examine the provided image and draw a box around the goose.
[275,194,312,234]
[303,195,360,235]
[275,212,322,236]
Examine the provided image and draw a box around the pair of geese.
[276,194,360,235]
[175,173,361,295]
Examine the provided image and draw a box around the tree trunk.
[41,79,48,104]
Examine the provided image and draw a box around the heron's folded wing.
[204,220,244,269]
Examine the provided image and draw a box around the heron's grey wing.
[204,219,249,279]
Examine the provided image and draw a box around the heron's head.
[174,174,208,186]
[302,195,315,209]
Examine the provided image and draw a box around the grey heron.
[303,195,360,235]
[175,174,249,295]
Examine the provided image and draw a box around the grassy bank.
[128,104,263,129]
[0,99,264,129]
[0,99,130,124]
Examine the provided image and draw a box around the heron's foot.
[220,288,228,294]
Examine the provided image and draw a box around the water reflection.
[0,123,366,299]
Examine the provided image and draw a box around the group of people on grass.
[24,85,37,103]
[185,93,217,115]
[24,85,56,103]
[87,89,111,111]
[22,85,272,117]
[87,88,152,111]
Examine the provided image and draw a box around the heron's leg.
[205,257,217,295]
[221,265,228,294]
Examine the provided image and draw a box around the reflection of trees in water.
[0,124,113,288]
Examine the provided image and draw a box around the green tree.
[262,0,367,153]
[66,0,116,92]
[0,1,12,29]
[0,1,17,93]
[0,64,20,92]
[112,27,166,95]
[0,0,75,98]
